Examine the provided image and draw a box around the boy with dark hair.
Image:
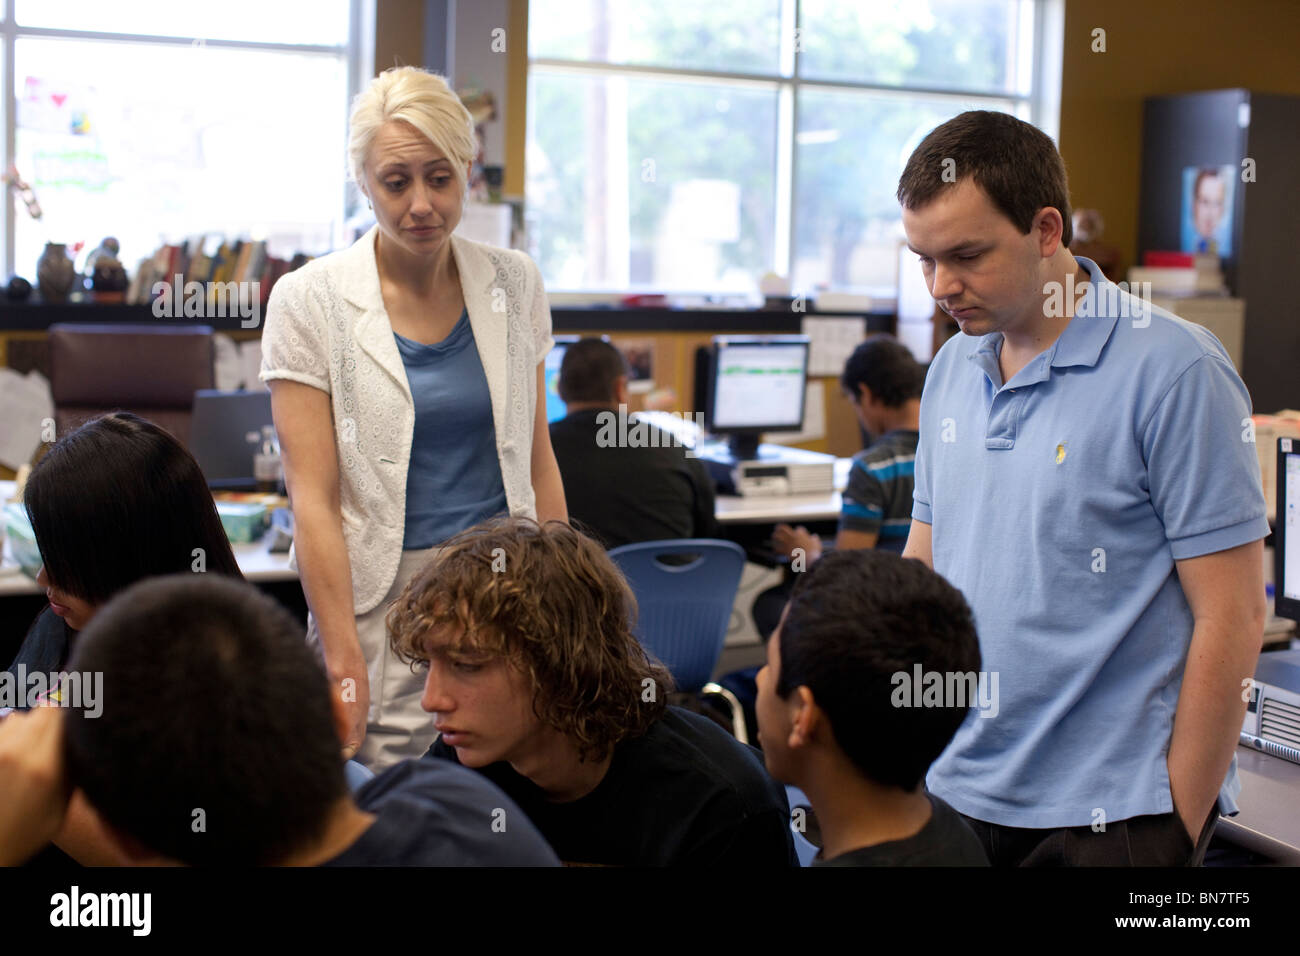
[831,334,925,547]
[62,574,559,866]
[549,337,717,549]
[392,515,796,866]
[773,334,924,561]
[555,336,628,406]
[756,549,988,866]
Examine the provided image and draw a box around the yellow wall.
[374,0,425,71]
[504,1,529,196]
[1059,0,1300,271]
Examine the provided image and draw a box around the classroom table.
[1217,744,1300,864]
[713,456,850,525]
[0,480,296,595]
[2,472,843,593]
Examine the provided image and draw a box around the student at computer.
[5,410,243,683]
[549,337,717,549]
[390,516,796,866]
[57,573,560,866]
[756,549,988,866]
[777,335,923,558]
[752,334,924,640]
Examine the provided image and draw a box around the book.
[1143,251,1196,268]
[1139,250,1225,292]
[1128,265,1225,295]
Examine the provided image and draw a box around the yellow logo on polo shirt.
[1055,441,1067,464]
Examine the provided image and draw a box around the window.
[527,0,1061,298]
[2,0,358,282]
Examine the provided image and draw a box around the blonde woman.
[260,67,567,770]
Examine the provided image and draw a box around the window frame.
[0,0,369,277]
[527,0,1064,294]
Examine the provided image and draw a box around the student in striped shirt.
[755,336,924,638]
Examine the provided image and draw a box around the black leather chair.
[48,323,214,446]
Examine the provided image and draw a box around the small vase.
[37,243,76,304]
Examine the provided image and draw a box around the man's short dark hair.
[897,110,1073,248]
[776,550,980,791]
[558,338,627,405]
[64,574,347,865]
[840,335,925,408]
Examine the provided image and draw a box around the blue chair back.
[344,759,375,792]
[607,538,747,693]
[785,785,819,867]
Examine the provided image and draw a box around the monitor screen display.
[1283,448,1300,605]
[189,389,274,490]
[544,337,579,423]
[711,339,808,431]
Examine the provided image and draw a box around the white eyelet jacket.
[259,225,554,614]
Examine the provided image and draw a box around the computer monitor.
[703,335,810,460]
[544,336,580,424]
[1276,437,1300,623]
[189,389,275,491]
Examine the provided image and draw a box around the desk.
[715,492,841,525]
[713,456,851,526]
[4,467,855,578]
[1218,745,1300,863]
[2,533,296,595]
[0,480,295,594]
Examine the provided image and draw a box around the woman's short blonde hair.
[348,66,477,194]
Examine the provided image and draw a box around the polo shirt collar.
[1049,257,1119,370]
[964,256,1119,388]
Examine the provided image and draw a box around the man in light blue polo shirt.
[897,110,1269,866]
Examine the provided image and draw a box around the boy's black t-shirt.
[425,706,797,867]
[323,758,561,866]
[814,793,990,866]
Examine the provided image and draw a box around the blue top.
[914,257,1269,829]
[323,757,560,866]
[395,309,507,550]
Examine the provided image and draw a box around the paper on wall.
[803,316,866,376]
[0,369,55,470]
[213,334,243,391]
[240,340,267,392]
[457,203,513,248]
